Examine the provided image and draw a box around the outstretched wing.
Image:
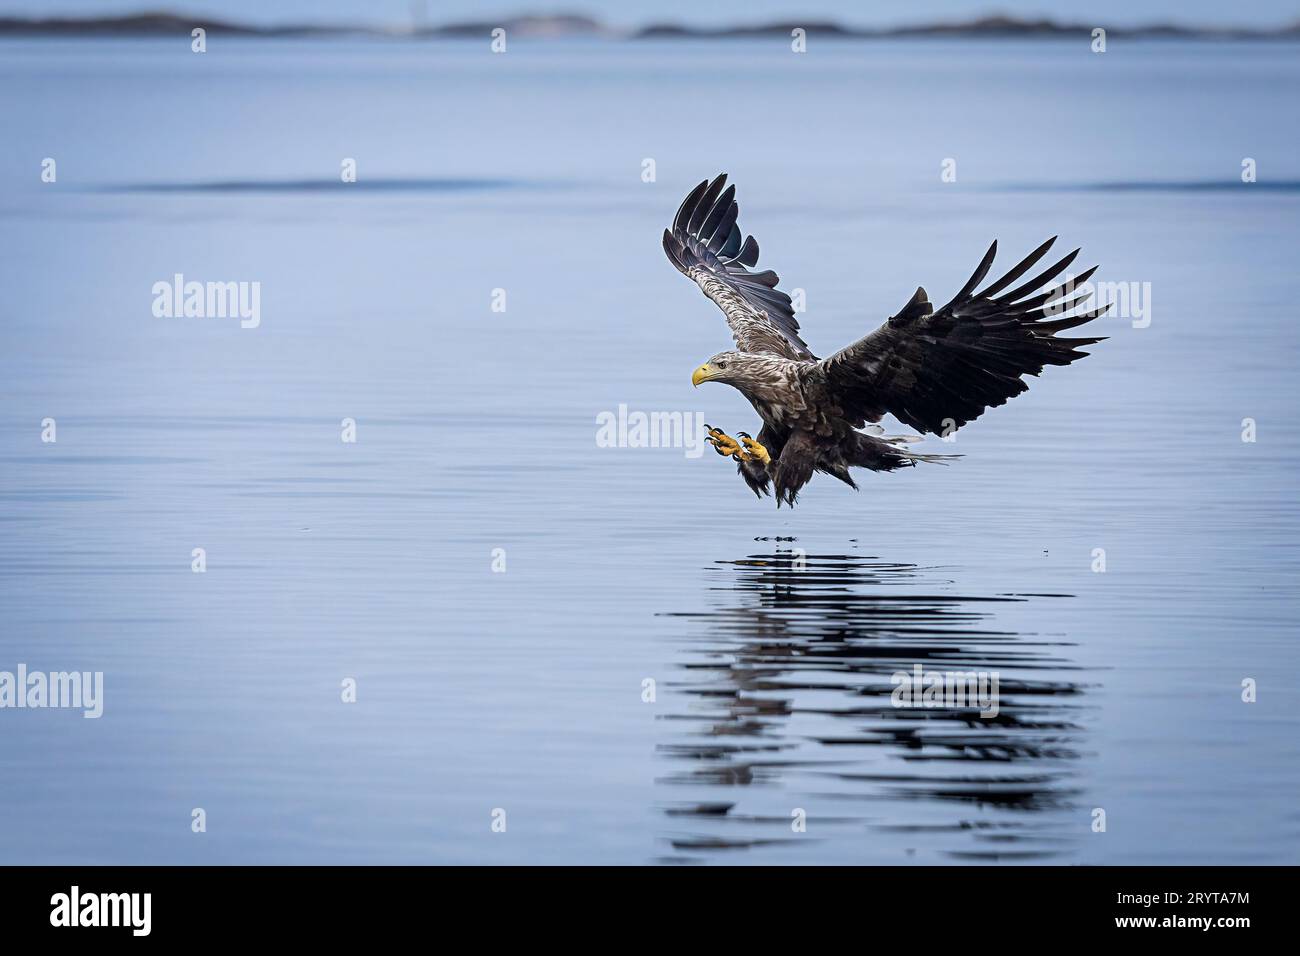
[816,238,1108,434]
[663,174,815,361]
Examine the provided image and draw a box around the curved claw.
[705,425,745,460]
[739,434,771,466]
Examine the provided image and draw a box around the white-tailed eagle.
[663,173,1108,506]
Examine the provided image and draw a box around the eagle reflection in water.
[655,550,1093,864]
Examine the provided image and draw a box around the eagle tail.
[851,431,961,472]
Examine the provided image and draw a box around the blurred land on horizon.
[1,10,1298,40]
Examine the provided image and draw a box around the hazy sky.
[1,0,1296,30]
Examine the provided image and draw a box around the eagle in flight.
[663,174,1108,506]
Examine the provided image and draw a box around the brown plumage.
[664,173,1109,506]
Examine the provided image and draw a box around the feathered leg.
[772,431,818,507]
[736,456,771,498]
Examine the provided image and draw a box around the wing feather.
[814,240,1109,434]
[662,174,814,360]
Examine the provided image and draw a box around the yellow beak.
[691,363,715,388]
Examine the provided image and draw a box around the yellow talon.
[738,432,770,465]
[705,425,747,461]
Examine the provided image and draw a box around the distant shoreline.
[0,12,1297,41]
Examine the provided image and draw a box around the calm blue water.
[1,37,1297,864]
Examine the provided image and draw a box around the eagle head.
[691,351,752,388]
